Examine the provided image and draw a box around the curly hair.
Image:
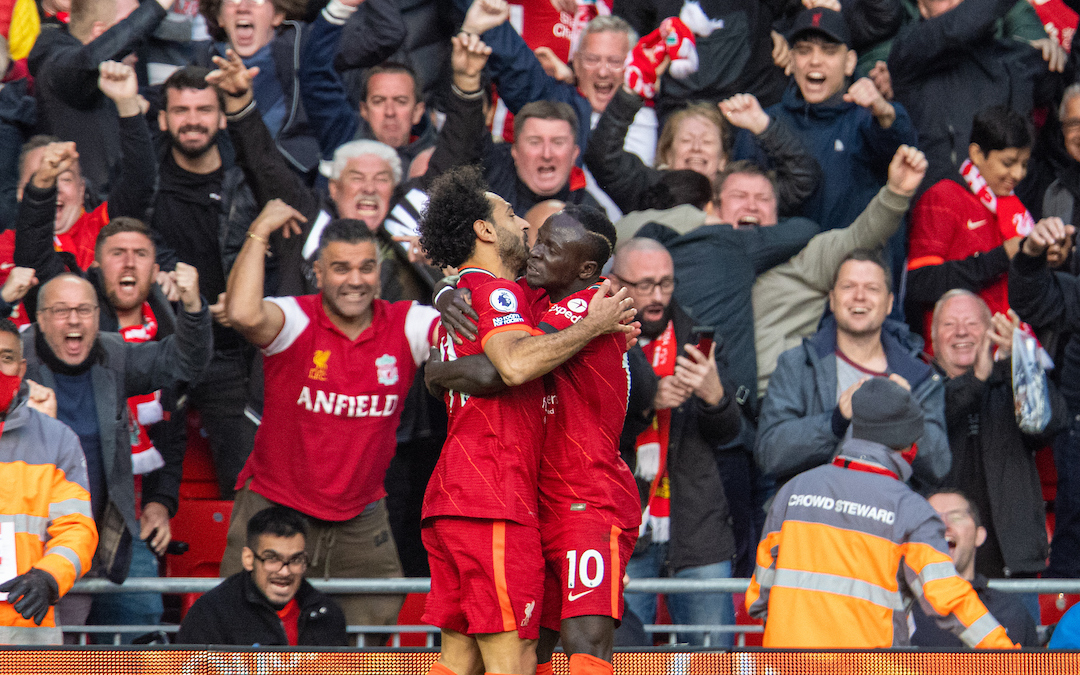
[420,166,493,269]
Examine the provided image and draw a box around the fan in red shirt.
[427,201,639,675]
[417,166,636,675]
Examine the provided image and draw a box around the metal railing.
[63,577,1080,646]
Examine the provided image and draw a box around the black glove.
[0,568,59,625]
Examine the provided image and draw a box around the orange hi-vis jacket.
[0,394,97,639]
[746,438,1017,649]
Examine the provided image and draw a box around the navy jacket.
[762,84,917,231]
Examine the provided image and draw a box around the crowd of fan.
[3,0,1080,649]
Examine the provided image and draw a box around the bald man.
[610,238,743,646]
[24,269,212,632]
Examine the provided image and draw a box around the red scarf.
[636,321,677,543]
[959,159,1035,239]
[119,303,165,480]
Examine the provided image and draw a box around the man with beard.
[756,250,950,491]
[610,238,743,647]
[222,200,442,640]
[418,168,636,675]
[149,65,260,499]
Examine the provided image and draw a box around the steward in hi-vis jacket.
[747,377,1017,649]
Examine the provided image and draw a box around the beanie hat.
[850,377,924,450]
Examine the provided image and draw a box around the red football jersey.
[238,295,439,521]
[536,282,640,529]
[55,203,110,271]
[422,268,548,527]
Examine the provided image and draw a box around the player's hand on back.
[582,280,636,337]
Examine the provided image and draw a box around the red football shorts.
[422,516,544,640]
[539,513,638,631]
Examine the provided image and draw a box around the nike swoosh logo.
[0,263,13,271]
[966,219,987,230]
[567,589,595,602]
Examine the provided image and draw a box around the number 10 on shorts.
[566,549,605,590]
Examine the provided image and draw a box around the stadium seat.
[166,499,233,618]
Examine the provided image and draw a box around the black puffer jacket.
[176,572,348,646]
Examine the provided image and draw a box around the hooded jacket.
[0,388,97,642]
[747,437,1016,649]
[756,316,950,491]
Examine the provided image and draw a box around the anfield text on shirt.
[788,494,896,524]
[296,386,399,417]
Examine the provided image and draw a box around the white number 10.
[566,549,604,589]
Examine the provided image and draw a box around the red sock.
[536,663,555,675]
[568,653,613,675]
[429,663,459,675]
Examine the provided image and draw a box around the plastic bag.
[1013,328,1052,434]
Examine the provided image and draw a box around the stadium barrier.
[62,577,1080,646]
[0,647,1078,674]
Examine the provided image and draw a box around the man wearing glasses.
[177,506,347,646]
[610,237,743,647]
[22,265,211,631]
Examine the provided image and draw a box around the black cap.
[850,377,924,450]
[787,8,852,48]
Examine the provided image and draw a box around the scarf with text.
[959,159,1036,239]
[636,320,677,543]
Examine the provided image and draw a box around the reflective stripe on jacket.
[747,438,1016,649]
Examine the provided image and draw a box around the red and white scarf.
[636,321,677,543]
[959,159,1035,239]
[119,302,165,477]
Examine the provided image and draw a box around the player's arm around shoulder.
[483,280,636,386]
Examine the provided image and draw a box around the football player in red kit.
[417,166,636,675]
[429,203,640,675]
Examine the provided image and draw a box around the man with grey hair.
[931,288,1067,581]
[458,0,651,218]
[209,49,434,298]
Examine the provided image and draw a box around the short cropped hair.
[579,15,638,47]
[930,289,991,344]
[94,217,155,262]
[833,248,893,291]
[0,318,21,356]
[162,66,226,112]
[319,140,403,185]
[713,160,777,204]
[361,61,422,103]
[560,203,617,269]
[20,135,62,177]
[246,506,308,550]
[316,219,378,259]
[419,165,493,269]
[513,100,579,145]
[927,488,983,529]
[970,105,1032,153]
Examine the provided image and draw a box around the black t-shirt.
[153,153,241,350]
